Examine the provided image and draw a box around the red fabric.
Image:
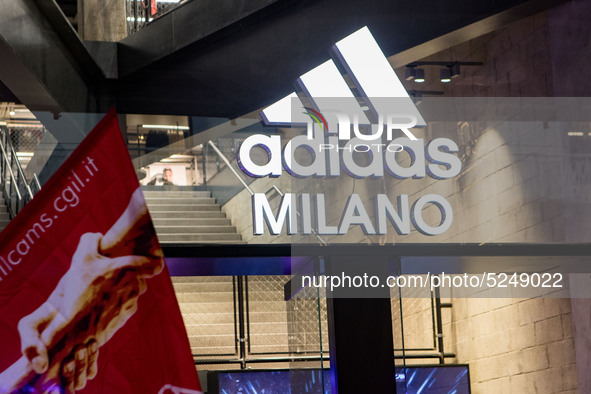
[0,109,201,393]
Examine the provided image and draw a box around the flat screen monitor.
[207,364,470,393]
[208,369,329,394]
[396,365,470,393]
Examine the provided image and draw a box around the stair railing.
[207,140,327,245]
[0,127,40,217]
[207,140,254,195]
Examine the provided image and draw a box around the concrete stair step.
[172,276,233,284]
[155,225,237,234]
[184,323,236,336]
[248,307,288,315]
[247,290,287,300]
[179,308,292,323]
[189,335,289,349]
[179,303,236,314]
[0,212,9,220]
[147,204,220,212]
[248,298,287,309]
[243,311,289,322]
[151,211,226,219]
[181,312,236,325]
[247,322,289,334]
[158,233,242,242]
[173,282,234,292]
[153,218,231,226]
[191,346,236,355]
[142,191,212,198]
[145,197,216,205]
[176,292,235,303]
[247,344,290,353]
[188,335,236,347]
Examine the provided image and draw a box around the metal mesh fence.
[287,284,329,356]
[391,275,436,352]
[173,274,440,371]
[245,275,290,354]
[8,128,44,155]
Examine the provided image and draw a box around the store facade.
[1,0,591,392]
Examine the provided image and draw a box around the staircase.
[142,189,243,244]
[172,276,237,356]
[171,275,327,367]
[143,189,325,367]
[0,193,10,232]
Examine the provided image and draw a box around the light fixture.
[142,124,189,130]
[405,66,425,83]
[450,64,461,79]
[414,68,425,83]
[440,68,451,83]
[9,111,15,116]
[405,61,483,83]
[16,152,34,157]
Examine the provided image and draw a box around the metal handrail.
[206,140,328,245]
[33,173,41,191]
[207,140,254,195]
[8,141,33,199]
[0,128,42,218]
[0,137,22,201]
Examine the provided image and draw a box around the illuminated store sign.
[239,27,462,237]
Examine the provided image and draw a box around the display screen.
[396,365,470,393]
[210,365,470,393]
[216,369,329,394]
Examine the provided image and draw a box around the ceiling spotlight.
[9,111,15,116]
[440,68,451,83]
[414,68,425,83]
[405,66,425,83]
[450,63,461,79]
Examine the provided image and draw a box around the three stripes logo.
[260,26,425,142]
[238,26,462,237]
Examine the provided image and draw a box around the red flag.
[0,109,201,393]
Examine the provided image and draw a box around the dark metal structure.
[0,0,564,121]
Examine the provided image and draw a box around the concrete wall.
[443,297,576,393]
[79,0,127,41]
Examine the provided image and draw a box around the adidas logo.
[259,26,425,142]
[238,27,462,237]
